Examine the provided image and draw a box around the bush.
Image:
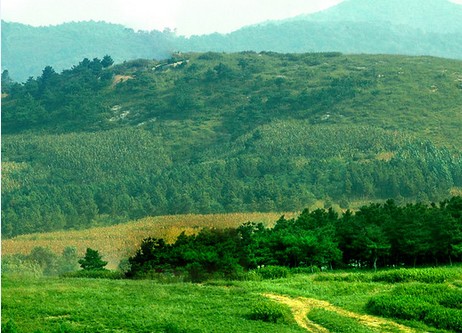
[391,283,462,308]
[1,255,43,278]
[366,295,432,321]
[371,268,458,284]
[29,246,59,275]
[308,309,375,333]
[314,267,462,284]
[314,272,371,282]
[255,266,291,280]
[366,285,462,332]
[248,301,292,324]
[439,291,462,309]
[1,320,18,333]
[425,307,462,331]
[291,266,321,274]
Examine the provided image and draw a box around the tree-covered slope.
[2,52,462,237]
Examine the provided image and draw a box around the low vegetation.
[367,284,462,331]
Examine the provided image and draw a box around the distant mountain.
[177,0,462,57]
[2,0,462,81]
[296,0,462,33]
[1,21,175,82]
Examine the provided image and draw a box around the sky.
[1,0,344,36]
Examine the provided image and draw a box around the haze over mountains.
[3,0,462,81]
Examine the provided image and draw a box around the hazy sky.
[1,0,343,36]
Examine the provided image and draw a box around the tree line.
[126,197,462,280]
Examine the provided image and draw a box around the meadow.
[2,266,462,333]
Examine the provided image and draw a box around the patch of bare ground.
[112,75,133,87]
[264,293,416,333]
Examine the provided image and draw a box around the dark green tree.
[78,248,108,270]
[1,69,13,93]
[101,55,114,68]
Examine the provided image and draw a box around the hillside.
[3,0,462,81]
[2,52,462,237]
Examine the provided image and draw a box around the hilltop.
[2,52,462,237]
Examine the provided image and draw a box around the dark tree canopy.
[126,198,462,281]
[78,248,108,271]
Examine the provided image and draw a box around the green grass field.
[3,266,462,332]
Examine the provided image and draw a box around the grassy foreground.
[2,266,462,333]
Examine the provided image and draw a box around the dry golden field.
[2,212,296,269]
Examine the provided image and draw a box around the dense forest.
[2,52,462,237]
[127,197,462,280]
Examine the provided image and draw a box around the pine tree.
[78,248,108,270]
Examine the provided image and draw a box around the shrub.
[58,246,79,274]
[236,270,263,281]
[255,266,291,280]
[308,309,375,333]
[315,267,461,284]
[248,301,292,324]
[291,266,321,274]
[370,267,461,284]
[366,285,462,332]
[314,272,371,282]
[1,255,43,278]
[391,283,462,308]
[366,295,432,321]
[185,262,209,283]
[1,320,18,333]
[439,291,462,309]
[28,246,59,275]
[425,307,462,331]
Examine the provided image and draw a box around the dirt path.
[264,293,416,333]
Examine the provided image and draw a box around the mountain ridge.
[292,0,462,33]
[3,0,462,81]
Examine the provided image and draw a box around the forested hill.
[3,0,462,81]
[2,52,462,237]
